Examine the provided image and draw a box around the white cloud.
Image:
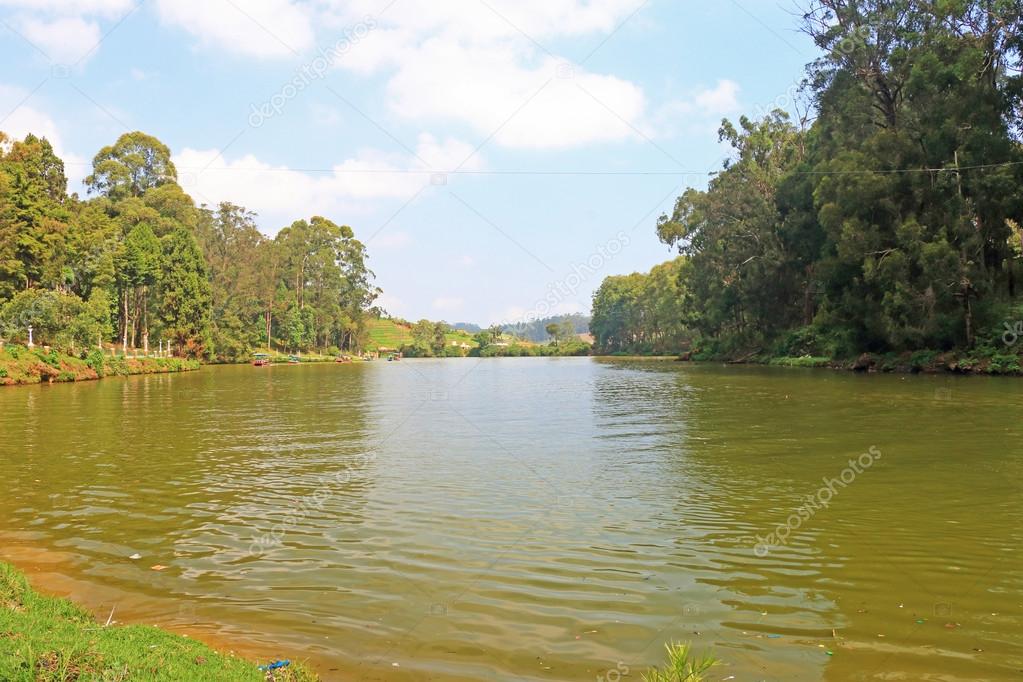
[386,46,646,149]
[654,80,742,137]
[325,0,652,149]
[2,0,131,65]
[0,0,131,16]
[432,296,464,312]
[322,0,642,42]
[154,0,315,58]
[17,16,101,65]
[693,80,740,115]
[0,84,87,189]
[173,133,482,232]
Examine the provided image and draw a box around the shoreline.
[0,553,319,681]
[594,350,1023,376]
[0,344,200,387]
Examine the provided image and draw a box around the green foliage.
[591,258,693,354]
[642,642,718,682]
[596,1,1023,360]
[0,132,379,363]
[85,348,104,374]
[159,227,213,358]
[988,353,1021,374]
[768,355,832,368]
[85,131,177,200]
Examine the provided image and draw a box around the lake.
[1,358,1020,680]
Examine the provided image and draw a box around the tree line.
[0,131,378,360]
[593,0,1023,359]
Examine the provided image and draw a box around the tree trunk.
[122,290,129,353]
[142,286,149,354]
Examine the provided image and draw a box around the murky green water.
[1,359,1021,680]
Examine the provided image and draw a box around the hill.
[505,314,591,343]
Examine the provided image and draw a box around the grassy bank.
[732,348,1022,375]
[0,345,200,386]
[0,562,316,681]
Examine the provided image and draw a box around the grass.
[0,562,317,681]
[0,345,200,386]
[365,318,414,349]
[364,318,478,351]
[642,642,718,682]
[767,355,832,368]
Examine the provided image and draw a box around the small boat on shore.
[287,355,301,365]
[252,353,271,367]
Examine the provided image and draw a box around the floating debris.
[257,660,290,671]
[129,553,142,560]
[150,564,167,571]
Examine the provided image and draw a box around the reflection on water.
[1,359,1020,680]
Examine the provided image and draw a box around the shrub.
[85,349,105,375]
[988,353,1021,375]
[642,642,718,682]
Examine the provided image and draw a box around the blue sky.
[0,0,817,325]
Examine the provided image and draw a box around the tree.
[85,131,177,200]
[115,222,162,352]
[545,322,561,345]
[159,227,213,358]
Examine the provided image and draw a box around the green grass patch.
[0,561,317,681]
[0,345,200,386]
[767,355,832,368]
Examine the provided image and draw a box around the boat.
[252,353,271,367]
[287,355,301,365]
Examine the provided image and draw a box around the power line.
[59,160,1023,176]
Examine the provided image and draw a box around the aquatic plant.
[642,641,718,682]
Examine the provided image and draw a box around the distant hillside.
[450,322,482,333]
[365,318,476,350]
[504,314,591,343]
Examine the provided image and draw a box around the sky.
[0,0,818,326]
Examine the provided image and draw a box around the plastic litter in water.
[257,660,290,671]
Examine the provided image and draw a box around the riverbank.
[735,348,1021,375]
[600,347,1023,375]
[0,561,317,681]
[0,345,200,386]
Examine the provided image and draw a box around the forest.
[0,131,378,361]
[592,0,1023,364]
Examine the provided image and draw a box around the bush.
[85,349,105,375]
[987,353,1021,375]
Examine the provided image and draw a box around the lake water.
[1,358,1021,680]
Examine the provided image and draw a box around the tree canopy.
[593,0,1023,359]
[1,131,379,360]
